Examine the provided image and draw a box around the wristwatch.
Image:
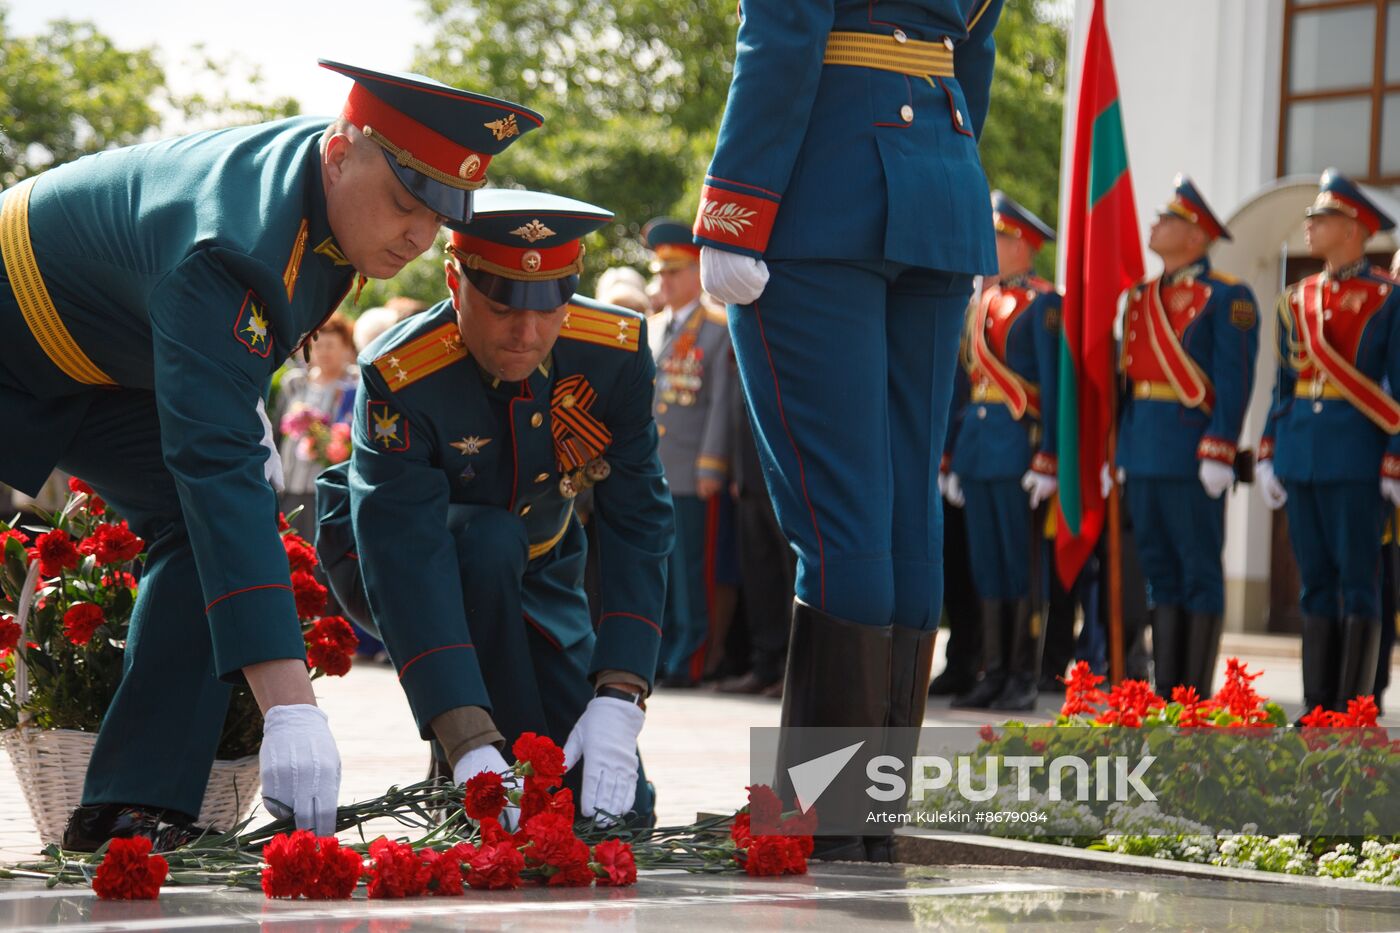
[595,685,646,710]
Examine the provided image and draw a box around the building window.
[1280,0,1400,183]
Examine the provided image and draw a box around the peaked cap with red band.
[644,217,702,272]
[320,59,543,224]
[1158,173,1231,242]
[448,189,613,311]
[991,190,1055,251]
[1305,167,1396,236]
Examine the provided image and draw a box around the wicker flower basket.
[1,727,260,845]
[3,561,261,846]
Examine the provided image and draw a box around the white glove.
[1256,460,1287,510]
[1099,463,1114,499]
[256,398,285,492]
[937,471,950,499]
[454,744,520,831]
[1383,478,1400,509]
[1198,459,1234,499]
[562,696,645,825]
[261,704,341,836]
[700,245,769,306]
[1021,469,1058,508]
[943,472,965,508]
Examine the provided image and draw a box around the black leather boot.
[776,600,891,862]
[1300,615,1339,716]
[991,598,1040,711]
[1334,615,1381,710]
[1150,605,1185,696]
[952,600,1007,708]
[866,625,937,863]
[1183,611,1224,698]
[62,803,206,853]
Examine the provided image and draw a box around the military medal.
[460,464,477,483]
[451,435,491,455]
[559,474,579,498]
[584,458,611,484]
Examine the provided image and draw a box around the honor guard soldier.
[1257,169,1400,716]
[315,190,673,825]
[694,0,1006,861]
[944,191,1060,711]
[644,218,734,687]
[0,60,539,849]
[1117,176,1259,699]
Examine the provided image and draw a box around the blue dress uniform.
[947,192,1059,711]
[1117,177,1258,698]
[1259,170,1400,713]
[644,220,734,685]
[315,192,673,822]
[0,60,538,844]
[693,0,1004,860]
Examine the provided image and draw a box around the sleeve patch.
[1230,299,1256,331]
[233,290,272,358]
[366,399,410,452]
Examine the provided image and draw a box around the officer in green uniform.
[315,190,673,825]
[0,60,540,848]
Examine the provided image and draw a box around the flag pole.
[1107,378,1124,684]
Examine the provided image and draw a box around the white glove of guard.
[1382,477,1400,509]
[1021,469,1058,508]
[937,471,950,499]
[1256,460,1287,510]
[256,398,286,492]
[700,245,769,307]
[1099,463,1119,499]
[261,704,340,836]
[943,471,965,508]
[454,744,520,830]
[562,696,645,825]
[1198,459,1235,499]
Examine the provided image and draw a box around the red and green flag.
[1055,0,1144,588]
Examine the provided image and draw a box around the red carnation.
[91,522,144,565]
[0,528,29,547]
[0,615,19,653]
[519,812,576,869]
[285,535,319,574]
[543,786,575,823]
[741,834,806,877]
[512,732,565,786]
[365,837,430,899]
[420,843,474,896]
[463,771,508,821]
[92,836,167,900]
[63,602,106,645]
[69,477,106,515]
[34,529,80,577]
[261,831,362,900]
[546,837,595,887]
[305,616,358,677]
[291,570,328,619]
[477,815,513,847]
[730,812,752,848]
[747,784,782,834]
[466,840,525,890]
[591,839,637,886]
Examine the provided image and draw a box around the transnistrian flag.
[1055,0,1144,588]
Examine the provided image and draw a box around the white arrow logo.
[788,741,865,814]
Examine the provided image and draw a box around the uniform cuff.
[1257,437,1275,461]
[696,455,729,480]
[939,453,952,474]
[397,643,491,739]
[1030,451,1057,475]
[207,584,306,682]
[595,668,650,698]
[692,177,780,257]
[592,612,663,688]
[1383,455,1400,479]
[432,705,505,768]
[1197,436,1237,465]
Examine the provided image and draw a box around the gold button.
[943,35,955,51]
[954,109,964,127]
[658,424,667,437]
[977,406,987,419]
[520,504,532,516]
[657,402,668,414]
[900,105,914,123]
[535,472,549,483]
[1125,355,1133,365]
[893,28,907,43]
[530,412,543,428]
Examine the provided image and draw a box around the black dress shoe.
[62,803,206,853]
[717,671,781,694]
[927,668,976,696]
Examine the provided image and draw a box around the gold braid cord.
[363,126,487,191]
[447,243,587,282]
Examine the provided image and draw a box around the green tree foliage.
[359,0,1067,306]
[0,5,298,187]
[979,0,1071,278]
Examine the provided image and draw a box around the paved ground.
[1,633,1397,929]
